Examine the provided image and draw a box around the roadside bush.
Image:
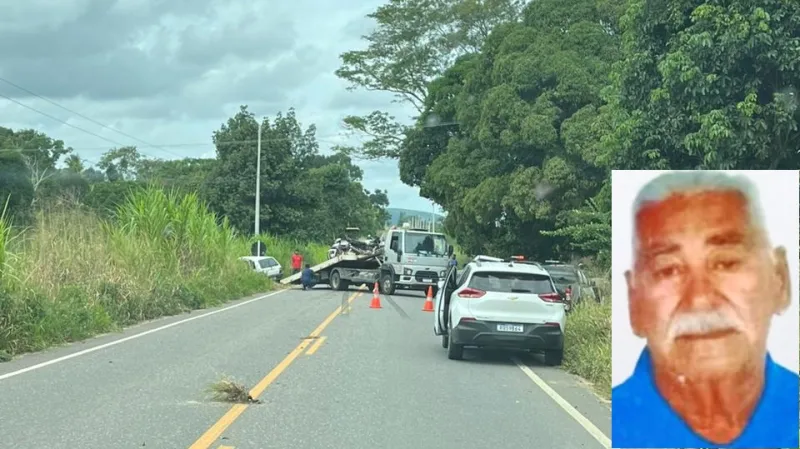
[564,300,611,399]
[563,264,612,399]
[0,186,326,357]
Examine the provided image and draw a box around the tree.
[97,146,143,181]
[64,155,84,173]
[201,106,388,242]
[137,158,216,195]
[397,0,624,257]
[335,0,525,159]
[610,0,800,170]
[0,127,74,210]
[0,150,34,223]
[0,127,71,171]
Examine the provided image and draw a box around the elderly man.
[611,171,798,448]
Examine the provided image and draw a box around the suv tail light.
[538,292,562,303]
[458,288,486,298]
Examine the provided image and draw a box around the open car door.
[433,266,457,336]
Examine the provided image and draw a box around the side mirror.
[447,245,454,256]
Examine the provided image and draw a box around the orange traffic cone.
[422,286,434,312]
[370,282,382,309]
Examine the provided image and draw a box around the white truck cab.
[377,226,453,295]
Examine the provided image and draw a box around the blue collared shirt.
[612,348,799,448]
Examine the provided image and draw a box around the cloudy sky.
[0,0,434,211]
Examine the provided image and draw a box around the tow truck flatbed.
[279,252,381,285]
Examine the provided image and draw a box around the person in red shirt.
[291,250,303,275]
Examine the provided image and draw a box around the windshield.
[545,267,578,284]
[468,272,554,294]
[404,233,448,256]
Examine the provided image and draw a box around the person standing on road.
[611,171,798,448]
[300,264,314,290]
[291,250,303,275]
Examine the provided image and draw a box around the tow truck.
[279,224,454,294]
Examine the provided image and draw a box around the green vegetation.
[2,0,796,401]
[336,0,798,397]
[0,187,329,357]
[0,107,383,359]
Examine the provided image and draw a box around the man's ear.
[771,246,791,314]
[626,269,646,338]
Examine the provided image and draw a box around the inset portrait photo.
[610,170,799,448]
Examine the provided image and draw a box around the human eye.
[710,254,744,271]
[653,264,682,280]
[649,258,683,280]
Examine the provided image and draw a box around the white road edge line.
[0,289,289,382]
[512,356,611,449]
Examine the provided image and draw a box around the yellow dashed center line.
[188,291,362,449]
[305,335,328,355]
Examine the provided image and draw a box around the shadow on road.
[452,348,547,367]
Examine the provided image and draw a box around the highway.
[0,286,611,449]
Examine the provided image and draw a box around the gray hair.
[632,171,766,248]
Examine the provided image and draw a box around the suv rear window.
[468,272,554,294]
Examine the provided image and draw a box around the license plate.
[497,324,524,332]
[422,278,432,283]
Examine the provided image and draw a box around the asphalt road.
[0,285,610,449]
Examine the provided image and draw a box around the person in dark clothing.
[301,264,315,290]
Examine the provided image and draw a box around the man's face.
[626,190,790,376]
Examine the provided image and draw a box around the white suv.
[433,255,567,365]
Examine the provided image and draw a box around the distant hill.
[385,207,444,225]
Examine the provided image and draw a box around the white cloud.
[0,0,429,210]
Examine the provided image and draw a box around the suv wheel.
[447,332,463,360]
[544,349,563,366]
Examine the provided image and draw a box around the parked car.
[433,255,566,365]
[239,256,283,280]
[541,261,600,309]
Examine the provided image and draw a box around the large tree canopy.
[398,0,624,258]
[339,0,799,265]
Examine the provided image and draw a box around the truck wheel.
[330,270,349,291]
[380,272,396,295]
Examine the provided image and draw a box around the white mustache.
[670,309,740,338]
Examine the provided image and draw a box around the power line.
[0,92,130,150]
[0,76,185,159]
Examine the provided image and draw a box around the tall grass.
[0,186,325,358]
[563,268,611,399]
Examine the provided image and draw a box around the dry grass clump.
[207,376,259,403]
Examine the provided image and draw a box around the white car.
[239,256,283,280]
[433,255,567,365]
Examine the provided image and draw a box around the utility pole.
[254,120,262,256]
[430,202,438,232]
